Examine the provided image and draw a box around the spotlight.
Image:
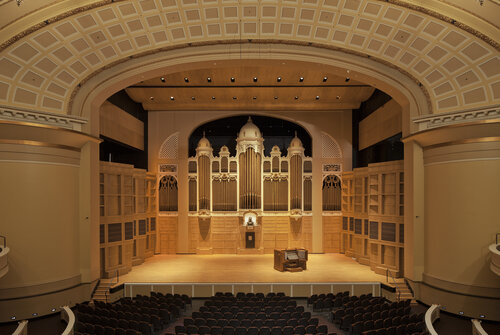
[160,77,165,82]
[51,308,56,312]
[230,77,235,82]
[170,96,174,100]
[191,96,196,100]
[480,315,485,318]
[274,96,278,100]
[252,96,257,100]
[253,77,258,82]
[207,77,212,82]
[32,313,38,316]
[459,311,464,315]
[299,77,304,82]
[11,316,16,320]
[149,96,155,101]
[316,96,320,100]
[277,77,282,82]
[233,96,237,100]
[323,76,328,82]
[184,77,189,83]
[294,96,298,100]
[336,95,340,100]
[212,96,216,100]
[345,77,350,82]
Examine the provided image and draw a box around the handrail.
[105,270,120,303]
[0,235,6,248]
[472,319,488,335]
[425,304,441,335]
[60,306,75,335]
[386,269,401,301]
[12,320,28,335]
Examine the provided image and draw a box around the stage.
[118,253,388,284]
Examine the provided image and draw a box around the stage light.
[274,96,278,100]
[191,96,196,100]
[277,77,282,82]
[299,77,304,82]
[32,313,38,316]
[184,77,189,83]
[253,77,258,82]
[51,308,56,312]
[294,96,298,100]
[170,96,175,100]
[11,316,16,320]
[252,96,257,100]
[212,96,216,100]
[480,315,485,318]
[231,77,235,82]
[149,96,154,101]
[233,96,237,100]
[316,96,320,100]
[207,77,212,82]
[459,311,464,315]
[323,76,328,82]
[336,95,341,100]
[160,77,165,82]
[345,77,350,82]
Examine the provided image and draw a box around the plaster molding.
[0,105,87,131]
[412,106,500,131]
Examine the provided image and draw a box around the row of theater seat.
[175,325,329,335]
[74,292,187,335]
[183,316,318,328]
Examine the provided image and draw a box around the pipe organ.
[188,117,312,216]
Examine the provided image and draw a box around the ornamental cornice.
[413,105,500,131]
[0,105,87,131]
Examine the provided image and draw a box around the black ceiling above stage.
[189,115,312,158]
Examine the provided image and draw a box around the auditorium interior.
[0,0,499,334]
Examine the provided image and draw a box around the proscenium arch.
[73,43,428,137]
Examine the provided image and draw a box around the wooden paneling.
[262,217,289,254]
[323,216,341,253]
[358,99,402,150]
[211,216,239,254]
[100,101,144,150]
[159,216,177,254]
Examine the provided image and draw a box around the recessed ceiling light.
[191,96,196,100]
[299,77,304,82]
[184,77,189,83]
[32,313,38,316]
[480,315,485,318]
[11,316,16,320]
[233,96,237,100]
[160,77,165,82]
[323,76,328,82]
[274,96,278,100]
[51,308,56,312]
[170,96,174,100]
[149,96,154,101]
[459,311,464,315]
[253,77,258,82]
[336,95,340,99]
[316,96,320,100]
[231,77,235,82]
[253,96,257,100]
[345,77,350,82]
[207,77,212,82]
[277,77,282,82]
[294,96,298,100]
[212,96,216,100]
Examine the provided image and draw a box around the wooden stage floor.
[118,254,388,284]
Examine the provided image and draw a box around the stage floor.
[118,254,388,284]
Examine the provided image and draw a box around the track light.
[160,77,165,82]
[233,96,237,100]
[207,77,212,82]
[277,77,282,82]
[316,96,320,100]
[253,77,258,82]
[345,77,350,82]
[323,76,328,82]
[170,96,174,100]
[299,77,304,82]
[149,96,154,101]
[294,96,298,100]
[191,96,196,100]
[184,77,189,83]
[212,96,216,100]
[231,77,235,82]
[274,96,278,100]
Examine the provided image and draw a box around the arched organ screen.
[198,155,210,210]
[304,178,312,211]
[239,147,261,210]
[323,175,341,211]
[159,175,178,211]
[189,178,197,211]
[290,155,302,210]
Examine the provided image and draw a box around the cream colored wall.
[149,110,351,253]
[0,143,85,322]
[422,141,500,319]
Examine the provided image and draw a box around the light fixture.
[323,76,328,82]
[207,77,212,82]
[274,96,278,100]
[345,77,350,82]
[277,77,282,82]
[294,96,298,100]
[233,96,237,100]
[184,77,189,83]
[160,77,166,82]
[231,77,235,82]
[212,96,216,100]
[299,77,304,82]
[170,96,174,100]
[336,95,341,99]
[191,96,196,100]
[459,311,464,315]
[253,77,258,82]
[11,316,16,320]
[32,313,38,316]
[252,96,257,100]
[16,0,23,7]
[316,96,320,100]
[149,96,155,101]
[480,315,485,318]
[51,308,56,312]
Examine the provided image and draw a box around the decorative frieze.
[0,105,87,131]
[413,106,500,131]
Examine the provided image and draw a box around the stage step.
[91,279,115,303]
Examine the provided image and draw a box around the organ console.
[274,248,308,272]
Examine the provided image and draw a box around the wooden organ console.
[274,248,308,272]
